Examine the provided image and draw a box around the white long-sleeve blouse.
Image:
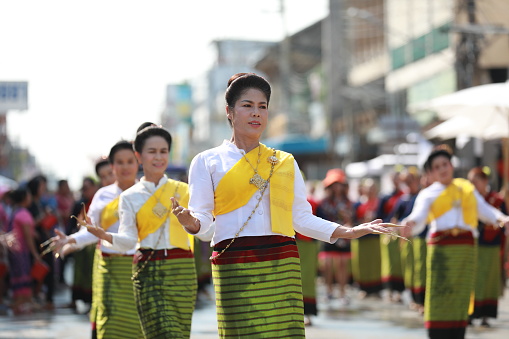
[72,183,137,255]
[189,140,339,246]
[403,181,503,237]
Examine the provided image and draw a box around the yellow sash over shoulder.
[100,197,119,230]
[136,179,191,250]
[429,178,477,228]
[214,143,295,236]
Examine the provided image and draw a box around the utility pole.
[323,0,348,165]
[455,0,480,89]
[279,0,291,134]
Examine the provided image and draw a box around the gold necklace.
[211,148,278,261]
[242,145,268,191]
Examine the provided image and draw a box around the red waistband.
[134,248,194,263]
[428,229,474,245]
[101,252,133,258]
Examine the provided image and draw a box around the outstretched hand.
[49,229,70,254]
[348,219,393,239]
[171,197,200,234]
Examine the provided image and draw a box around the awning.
[262,135,328,155]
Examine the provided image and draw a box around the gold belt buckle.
[451,228,459,237]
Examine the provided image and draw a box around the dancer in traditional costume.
[170,72,393,338]
[50,140,142,338]
[403,145,509,339]
[377,171,405,302]
[468,166,506,327]
[351,178,383,297]
[87,125,197,339]
[390,167,426,313]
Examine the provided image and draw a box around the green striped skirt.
[351,235,383,294]
[90,250,143,339]
[412,236,427,305]
[425,231,476,339]
[472,244,500,319]
[72,243,96,303]
[132,248,197,339]
[211,235,305,338]
[380,236,405,291]
[296,238,319,316]
[400,238,414,294]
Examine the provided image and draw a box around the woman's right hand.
[49,229,71,253]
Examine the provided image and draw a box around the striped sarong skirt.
[90,250,143,339]
[296,238,319,316]
[211,235,305,338]
[351,235,383,294]
[472,244,500,319]
[380,236,405,291]
[425,230,476,339]
[132,248,197,339]
[412,236,427,305]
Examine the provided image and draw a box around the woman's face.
[430,156,454,185]
[136,136,169,176]
[97,164,115,187]
[112,149,138,184]
[468,175,488,194]
[227,88,268,140]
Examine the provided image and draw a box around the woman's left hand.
[171,198,200,234]
[347,219,394,239]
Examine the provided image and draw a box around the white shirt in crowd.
[403,181,504,237]
[106,176,180,252]
[72,183,137,255]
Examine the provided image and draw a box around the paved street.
[1,276,509,339]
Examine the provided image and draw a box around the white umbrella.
[424,112,509,140]
[409,80,509,200]
[409,80,509,121]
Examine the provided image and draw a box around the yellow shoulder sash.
[100,197,119,230]
[429,178,477,228]
[136,180,192,250]
[214,143,295,236]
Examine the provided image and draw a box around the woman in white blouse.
[171,72,392,338]
[402,145,509,339]
[86,125,197,339]
[50,140,142,338]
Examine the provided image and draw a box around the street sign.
[0,81,28,112]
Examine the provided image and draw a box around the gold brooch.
[267,155,279,165]
[152,202,168,218]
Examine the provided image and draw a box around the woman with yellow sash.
[403,145,509,339]
[50,140,142,338]
[86,125,197,338]
[171,72,393,338]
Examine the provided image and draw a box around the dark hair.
[94,157,110,176]
[134,125,172,153]
[8,187,29,205]
[108,140,134,163]
[426,144,453,170]
[58,180,68,189]
[225,72,271,111]
[82,176,97,188]
[27,175,47,197]
[137,122,157,134]
[468,167,489,181]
